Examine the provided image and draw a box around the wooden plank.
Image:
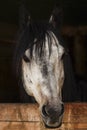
[0,103,87,122]
[63,103,87,123]
[0,103,87,130]
[0,122,40,130]
[0,104,40,122]
[0,122,87,130]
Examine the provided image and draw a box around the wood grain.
[0,103,87,130]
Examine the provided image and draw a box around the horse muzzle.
[41,103,64,128]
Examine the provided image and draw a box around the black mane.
[14,21,58,76]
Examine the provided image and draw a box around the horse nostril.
[42,105,48,117]
[42,104,64,117]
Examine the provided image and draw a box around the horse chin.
[42,115,63,128]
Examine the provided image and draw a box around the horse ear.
[49,7,63,29]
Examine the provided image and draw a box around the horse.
[15,7,77,128]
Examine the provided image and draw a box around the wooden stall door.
[0,103,87,130]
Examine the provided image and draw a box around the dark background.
[0,0,87,102]
[0,0,87,25]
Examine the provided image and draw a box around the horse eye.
[23,54,30,62]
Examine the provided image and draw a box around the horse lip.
[45,122,62,128]
[41,113,63,128]
[43,118,62,128]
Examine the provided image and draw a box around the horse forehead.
[25,31,64,61]
[45,31,64,56]
[45,31,59,45]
